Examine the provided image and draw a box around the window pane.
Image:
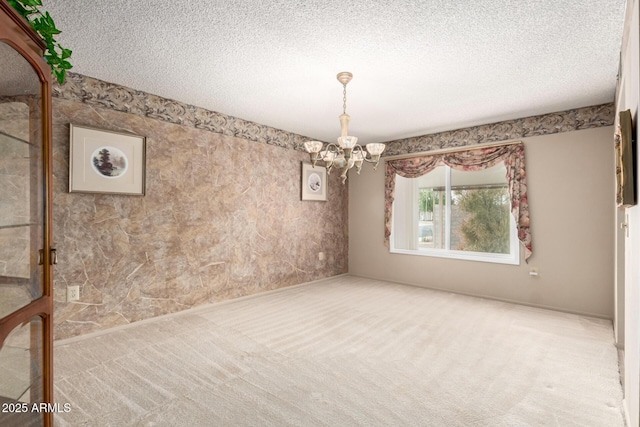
[416,165,446,250]
[391,160,518,264]
[450,164,510,254]
[392,175,418,250]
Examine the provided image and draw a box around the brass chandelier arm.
[321,143,341,161]
[351,144,381,163]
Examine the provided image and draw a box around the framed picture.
[615,109,636,207]
[301,162,327,201]
[69,124,146,195]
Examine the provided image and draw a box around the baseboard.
[348,273,613,321]
[55,273,350,346]
[624,399,632,427]
[56,271,611,346]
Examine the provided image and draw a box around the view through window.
[391,162,519,264]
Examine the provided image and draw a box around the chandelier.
[303,72,385,184]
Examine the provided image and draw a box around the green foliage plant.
[8,0,72,83]
[456,188,510,254]
[418,189,437,219]
[418,190,428,213]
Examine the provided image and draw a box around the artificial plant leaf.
[8,0,71,84]
[44,12,60,33]
[7,1,28,17]
[53,69,65,84]
[44,53,59,64]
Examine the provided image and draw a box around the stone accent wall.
[51,77,347,340]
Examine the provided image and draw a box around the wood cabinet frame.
[0,1,54,426]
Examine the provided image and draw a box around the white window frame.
[390,164,520,265]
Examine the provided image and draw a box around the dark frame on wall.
[615,109,636,207]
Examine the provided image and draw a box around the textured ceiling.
[43,0,626,144]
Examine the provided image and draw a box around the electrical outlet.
[318,252,325,261]
[67,285,80,302]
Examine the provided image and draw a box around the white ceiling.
[44,0,626,144]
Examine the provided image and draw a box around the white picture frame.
[69,124,146,195]
[301,162,327,201]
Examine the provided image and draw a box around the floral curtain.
[384,142,532,261]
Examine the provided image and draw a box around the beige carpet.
[53,275,625,426]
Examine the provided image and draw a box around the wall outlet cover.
[67,285,80,302]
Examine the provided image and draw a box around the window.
[390,162,520,264]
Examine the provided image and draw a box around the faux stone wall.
[51,78,347,340]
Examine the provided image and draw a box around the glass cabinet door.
[0,317,44,426]
[0,28,49,427]
[0,40,43,319]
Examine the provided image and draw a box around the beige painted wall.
[349,126,615,318]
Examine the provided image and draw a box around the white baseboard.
[624,399,632,427]
[55,273,350,346]
[349,273,613,320]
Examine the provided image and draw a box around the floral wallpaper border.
[383,103,614,157]
[53,72,613,156]
[52,72,314,151]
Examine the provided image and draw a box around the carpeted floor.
[53,275,625,426]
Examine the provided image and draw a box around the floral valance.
[384,142,532,261]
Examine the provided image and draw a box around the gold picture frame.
[615,110,635,207]
[69,124,146,195]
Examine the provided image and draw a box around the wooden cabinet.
[0,1,54,426]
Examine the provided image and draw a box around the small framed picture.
[301,162,327,201]
[69,124,146,195]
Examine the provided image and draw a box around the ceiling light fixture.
[303,72,385,184]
